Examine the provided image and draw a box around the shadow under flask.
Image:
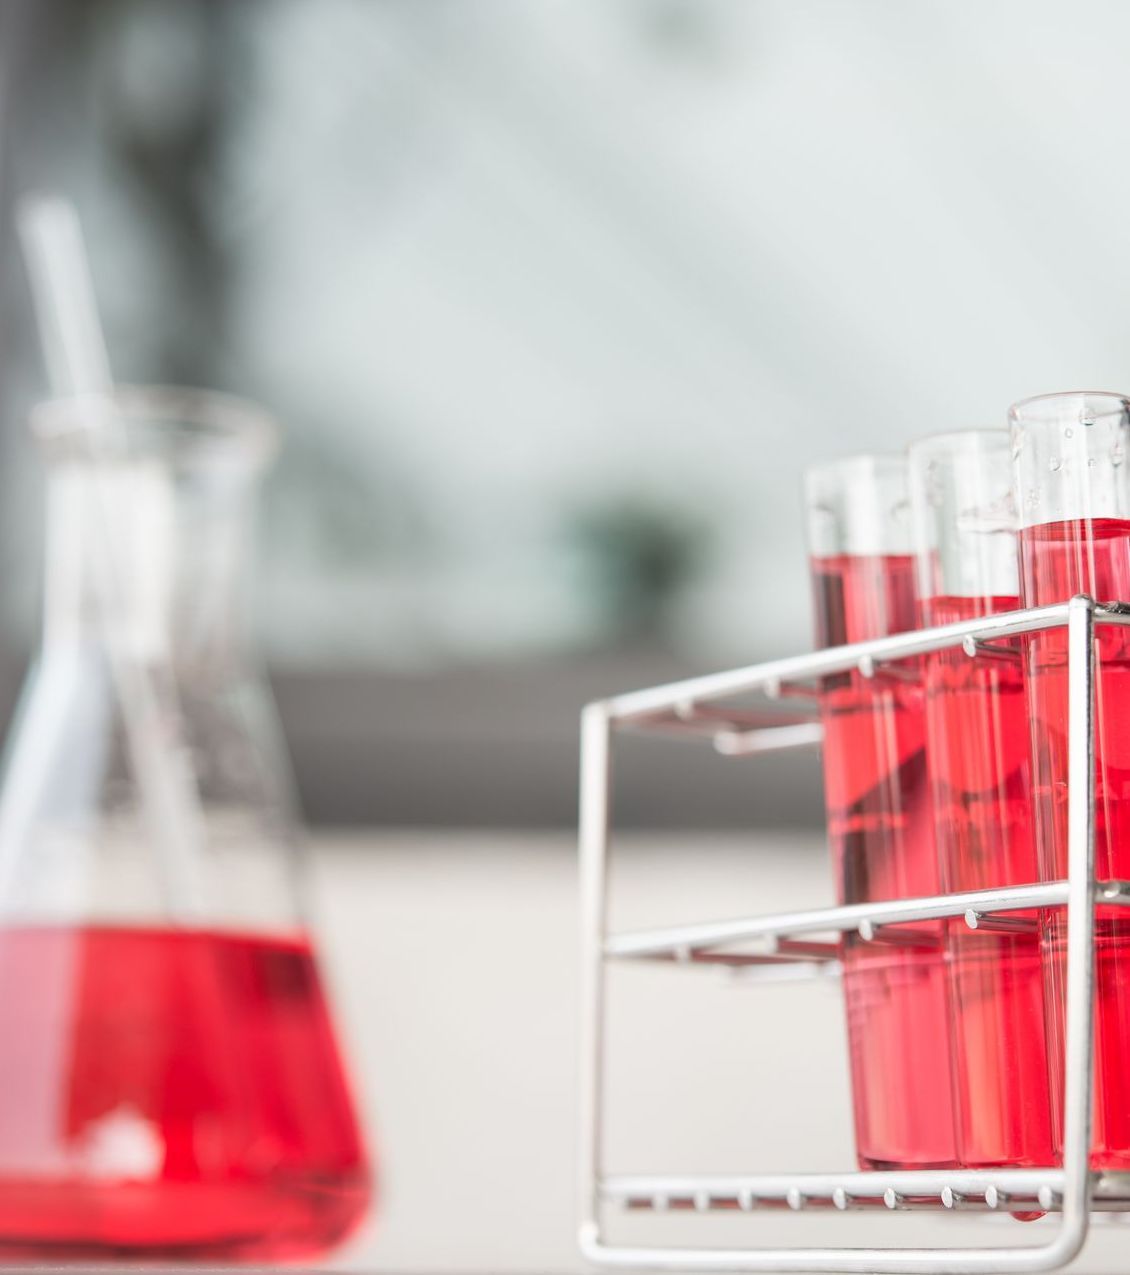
[0,387,372,1258]
[805,454,956,1170]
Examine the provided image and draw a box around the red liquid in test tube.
[1020,514,1130,1168]
[807,455,957,1170]
[911,431,1052,1170]
[920,594,1052,1167]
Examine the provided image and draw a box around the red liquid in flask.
[921,595,1052,1167]
[812,553,956,1169]
[1021,517,1130,1169]
[0,924,371,1258]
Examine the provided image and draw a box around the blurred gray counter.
[0,652,824,830]
[277,654,824,830]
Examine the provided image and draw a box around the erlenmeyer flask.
[0,387,372,1258]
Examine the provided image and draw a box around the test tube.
[909,430,1052,1168]
[1011,390,1130,1169]
[805,454,957,1170]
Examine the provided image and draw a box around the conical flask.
[0,386,372,1258]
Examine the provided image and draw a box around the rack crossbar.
[605,882,1079,961]
[601,1170,1090,1213]
[601,604,1071,723]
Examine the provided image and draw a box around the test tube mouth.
[908,427,1008,456]
[1008,390,1130,429]
[804,450,911,558]
[907,430,1013,515]
[803,450,905,494]
[31,384,280,472]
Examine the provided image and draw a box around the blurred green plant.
[564,496,711,646]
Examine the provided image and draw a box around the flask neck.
[43,459,256,672]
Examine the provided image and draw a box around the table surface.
[306,831,1130,1275]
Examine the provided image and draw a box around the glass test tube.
[909,430,1052,1168]
[1011,390,1130,1169]
[806,454,957,1170]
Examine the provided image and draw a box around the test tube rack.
[577,595,1130,1274]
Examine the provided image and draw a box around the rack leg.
[579,704,612,1256]
[1057,595,1097,1257]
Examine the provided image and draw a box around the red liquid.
[0,924,371,1258]
[922,595,1052,1167]
[1020,517,1130,1169]
[812,554,956,1169]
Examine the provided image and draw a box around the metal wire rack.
[578,595,1130,1274]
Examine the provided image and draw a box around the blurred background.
[4,1,1130,1270]
[7,0,1130,828]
